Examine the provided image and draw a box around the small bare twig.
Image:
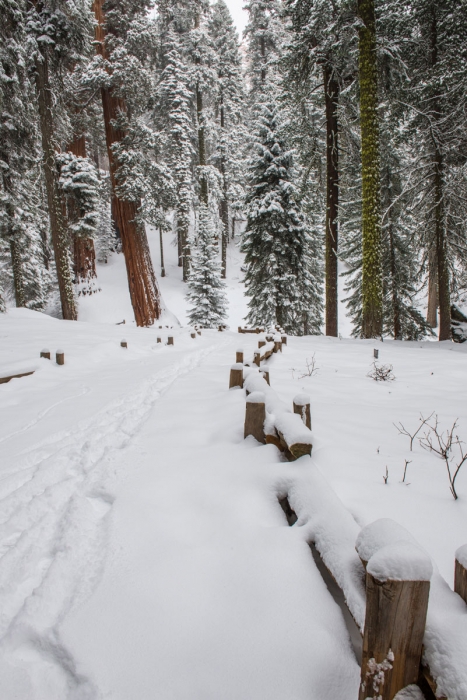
[402,459,411,483]
[394,412,434,451]
[419,414,467,500]
[368,361,395,382]
[291,354,319,380]
[383,466,389,484]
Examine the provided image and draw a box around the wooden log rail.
[242,369,312,460]
[238,326,265,334]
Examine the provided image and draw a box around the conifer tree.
[242,102,322,334]
[186,203,227,327]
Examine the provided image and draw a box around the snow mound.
[394,685,425,700]
[455,543,467,568]
[367,541,433,582]
[356,518,418,563]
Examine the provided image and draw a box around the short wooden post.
[258,340,265,348]
[254,351,261,367]
[40,349,51,360]
[281,335,287,346]
[167,336,174,345]
[236,349,244,363]
[273,340,281,353]
[238,326,242,334]
[218,325,223,332]
[244,392,266,443]
[157,337,162,343]
[255,327,260,334]
[260,369,270,385]
[197,330,201,336]
[374,348,379,359]
[455,545,467,604]
[191,332,196,339]
[359,554,431,700]
[121,339,127,348]
[229,363,243,389]
[56,350,65,366]
[293,394,311,430]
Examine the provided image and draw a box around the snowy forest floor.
[1,232,467,699]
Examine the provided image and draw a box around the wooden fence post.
[358,543,432,700]
[258,340,265,348]
[56,350,65,365]
[281,335,287,346]
[238,326,242,333]
[229,364,243,389]
[40,349,51,359]
[293,394,311,430]
[274,339,282,353]
[260,369,270,385]
[244,392,266,443]
[455,545,467,604]
[121,339,127,348]
[167,336,174,345]
[236,349,244,363]
[157,337,162,343]
[254,351,261,367]
[197,330,201,336]
[191,332,196,339]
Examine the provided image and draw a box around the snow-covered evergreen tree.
[186,203,227,327]
[242,102,322,334]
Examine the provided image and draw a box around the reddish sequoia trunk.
[67,134,98,293]
[93,0,161,326]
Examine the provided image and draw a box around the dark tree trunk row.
[323,65,339,337]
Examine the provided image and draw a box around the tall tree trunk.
[427,248,438,327]
[323,65,339,337]
[67,134,98,294]
[93,0,161,326]
[219,96,228,279]
[1,155,26,307]
[32,6,77,320]
[159,228,165,277]
[9,237,26,307]
[429,7,450,341]
[358,0,382,338]
[388,223,401,340]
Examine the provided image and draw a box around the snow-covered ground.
[1,231,467,699]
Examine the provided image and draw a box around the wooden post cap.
[40,349,51,359]
[121,339,127,348]
[244,392,266,443]
[56,350,65,365]
[229,364,244,389]
[293,393,311,430]
[455,544,467,604]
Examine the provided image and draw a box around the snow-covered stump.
[40,349,50,360]
[229,364,243,389]
[120,339,127,348]
[244,392,266,443]
[167,336,174,346]
[56,350,65,366]
[236,349,244,363]
[455,545,467,604]
[356,522,432,700]
[293,393,311,430]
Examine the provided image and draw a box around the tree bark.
[32,6,77,320]
[219,97,228,279]
[93,0,161,326]
[323,65,339,337]
[9,237,26,307]
[1,155,26,307]
[427,248,438,328]
[159,228,165,277]
[358,0,382,338]
[67,134,98,293]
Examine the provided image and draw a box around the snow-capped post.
[356,521,432,700]
[374,348,379,359]
[244,392,266,443]
[236,350,244,363]
[56,350,65,366]
[167,337,174,346]
[274,338,282,353]
[254,351,261,367]
[40,349,50,360]
[258,340,265,348]
[157,337,161,344]
[197,330,201,336]
[281,335,287,346]
[121,340,127,348]
[260,369,270,386]
[191,332,196,339]
[455,545,467,604]
[293,394,311,430]
[229,364,243,389]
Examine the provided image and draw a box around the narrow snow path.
[54,339,358,699]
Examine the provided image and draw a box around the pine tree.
[186,203,227,327]
[209,0,245,278]
[242,102,322,334]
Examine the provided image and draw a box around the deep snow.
[1,228,467,699]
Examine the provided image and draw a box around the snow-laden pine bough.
[228,357,467,699]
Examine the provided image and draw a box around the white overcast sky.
[224,0,248,38]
